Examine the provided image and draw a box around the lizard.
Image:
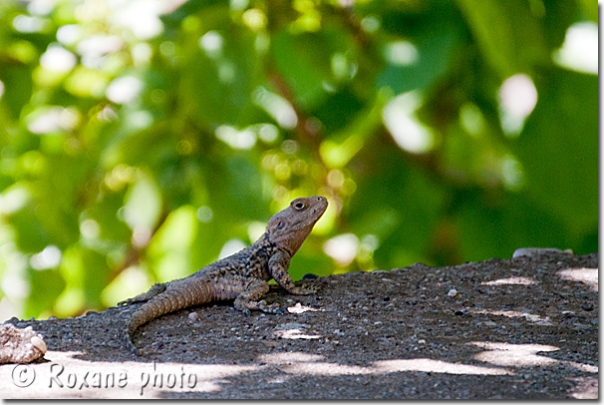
[118,195,328,355]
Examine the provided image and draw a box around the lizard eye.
[293,201,305,211]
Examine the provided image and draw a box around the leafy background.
[0,0,597,320]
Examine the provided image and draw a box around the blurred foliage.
[0,0,597,319]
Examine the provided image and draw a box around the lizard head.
[267,196,328,255]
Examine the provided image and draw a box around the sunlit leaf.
[147,205,198,281]
[123,173,163,231]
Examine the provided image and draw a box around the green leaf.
[576,0,597,22]
[348,146,446,267]
[26,267,66,318]
[457,191,573,261]
[9,202,49,253]
[271,26,357,109]
[181,26,263,127]
[0,64,34,121]
[510,68,597,234]
[85,189,131,244]
[123,173,163,231]
[81,247,110,308]
[377,17,462,93]
[147,205,199,281]
[456,0,548,78]
[541,0,582,50]
[206,153,268,220]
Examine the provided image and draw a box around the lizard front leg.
[269,251,316,295]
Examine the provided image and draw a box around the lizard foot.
[123,331,144,356]
[129,345,144,356]
[258,301,286,314]
[235,299,285,315]
[288,284,318,295]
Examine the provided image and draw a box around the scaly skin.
[119,196,328,355]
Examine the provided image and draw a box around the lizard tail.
[125,280,215,355]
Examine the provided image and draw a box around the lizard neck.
[257,232,286,254]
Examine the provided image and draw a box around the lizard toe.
[260,304,285,314]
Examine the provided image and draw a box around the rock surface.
[0,324,47,364]
[0,251,598,399]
